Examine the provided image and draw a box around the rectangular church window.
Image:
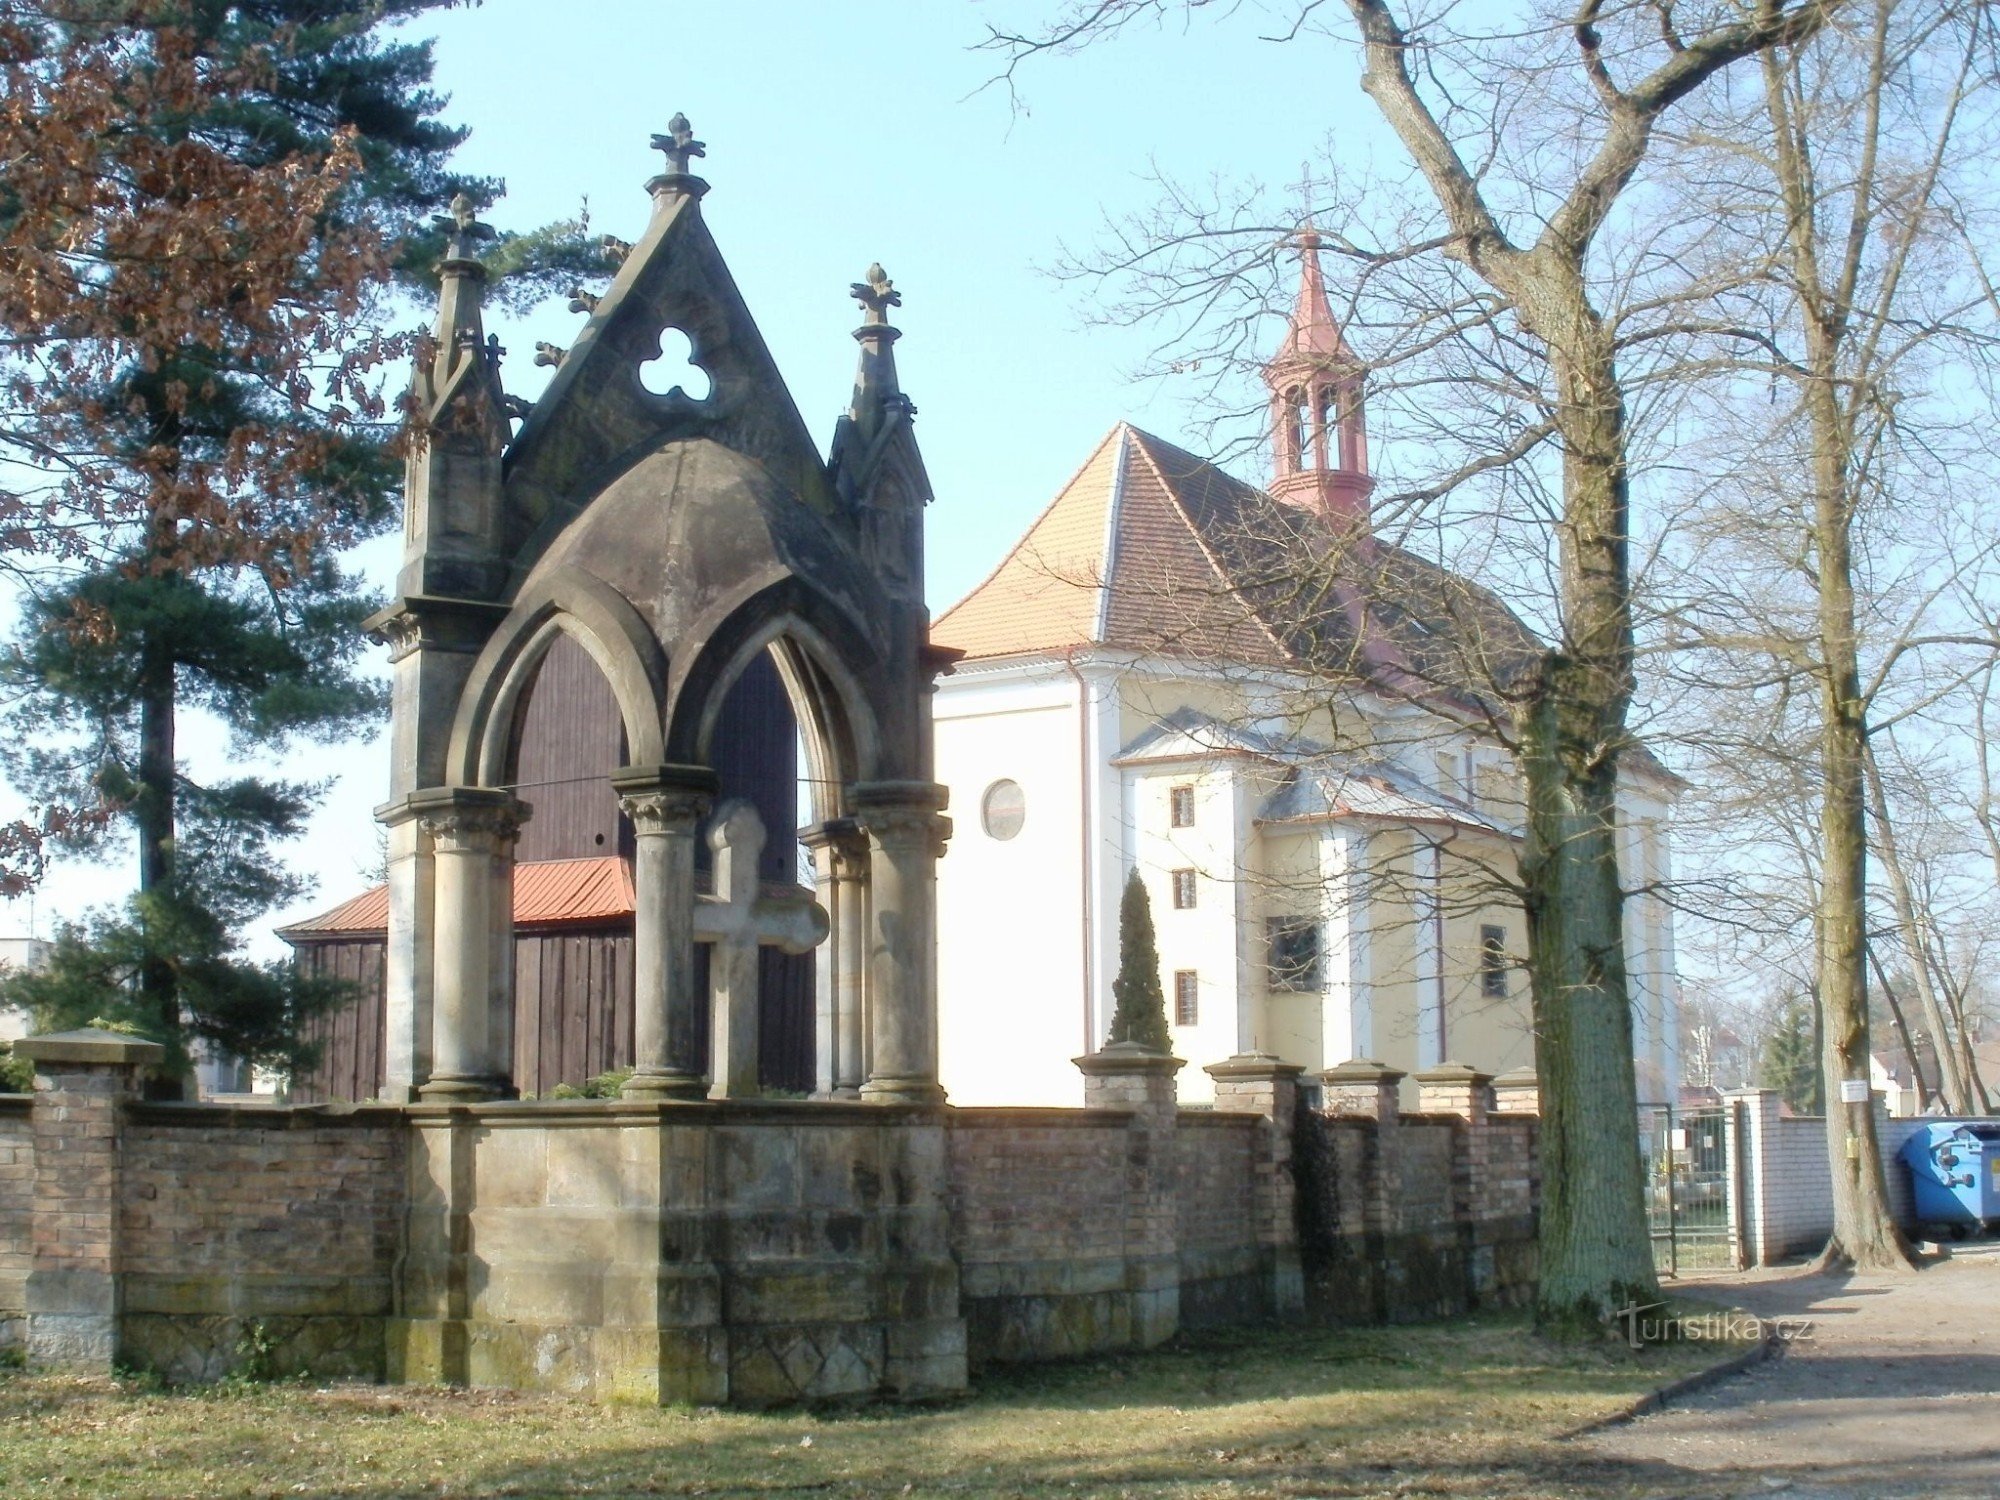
[1480,924,1510,998]
[1171,868,1197,909]
[1267,918,1322,991]
[1169,784,1195,827]
[1174,970,1199,1026]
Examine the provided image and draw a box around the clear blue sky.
[9,0,1403,943]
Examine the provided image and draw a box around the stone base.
[859,1077,948,1106]
[416,1074,508,1102]
[619,1069,708,1101]
[27,1312,117,1373]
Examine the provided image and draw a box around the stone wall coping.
[1074,1042,1186,1077]
[0,1093,30,1114]
[126,1101,409,1128]
[1412,1062,1494,1086]
[399,1097,949,1127]
[1175,1109,1266,1127]
[1492,1067,1539,1088]
[1203,1052,1307,1081]
[1321,1059,1406,1085]
[15,1028,166,1067]
[947,1106,1136,1128]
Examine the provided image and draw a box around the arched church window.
[981,779,1026,841]
[1284,390,1305,473]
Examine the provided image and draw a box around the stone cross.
[435,192,494,259]
[650,113,707,177]
[850,263,901,325]
[695,799,828,1099]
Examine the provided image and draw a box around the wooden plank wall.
[289,928,816,1099]
[513,633,629,863]
[513,927,635,1096]
[290,940,388,1104]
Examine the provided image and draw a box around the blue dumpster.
[1899,1121,2000,1232]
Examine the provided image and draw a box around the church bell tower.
[1265,229,1373,533]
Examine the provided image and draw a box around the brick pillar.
[1077,1041,1184,1347]
[1490,1067,1540,1116]
[1415,1062,1494,1123]
[1205,1053,1306,1317]
[1723,1087,1779,1266]
[16,1029,164,1373]
[1415,1063,1494,1308]
[1320,1059,1403,1321]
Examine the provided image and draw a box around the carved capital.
[800,816,869,879]
[851,782,950,856]
[611,763,716,837]
[409,787,530,853]
[372,611,427,664]
[618,788,710,835]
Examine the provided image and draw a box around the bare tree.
[988,0,1845,1331]
[1650,0,2000,1267]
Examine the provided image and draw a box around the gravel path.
[1578,1245,2000,1498]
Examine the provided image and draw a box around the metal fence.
[1640,1102,1744,1276]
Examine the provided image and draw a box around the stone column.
[1491,1067,1541,1116]
[17,1029,164,1373]
[852,782,949,1106]
[801,818,869,1099]
[376,796,436,1102]
[370,600,502,1102]
[612,764,715,1100]
[416,787,528,1101]
[1205,1052,1306,1317]
[1078,1041,1184,1347]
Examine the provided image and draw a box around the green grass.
[0,1313,1746,1499]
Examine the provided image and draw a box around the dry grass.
[0,1313,1747,1499]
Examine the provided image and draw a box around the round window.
[981,779,1026,841]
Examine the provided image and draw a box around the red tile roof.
[931,422,1544,702]
[280,856,636,939]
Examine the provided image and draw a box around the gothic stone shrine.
[0,126,1548,1404]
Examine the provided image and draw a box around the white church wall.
[934,668,1091,1106]
[1124,758,1250,1104]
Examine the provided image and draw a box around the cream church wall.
[934,670,1092,1107]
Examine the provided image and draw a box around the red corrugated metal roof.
[280,855,635,939]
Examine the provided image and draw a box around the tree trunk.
[1806,370,1911,1271]
[136,626,178,1039]
[1514,288,1659,1331]
[1759,40,1914,1273]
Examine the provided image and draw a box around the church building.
[929,234,1684,1108]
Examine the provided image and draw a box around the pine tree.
[0,2,587,1082]
[1107,868,1172,1053]
[1760,999,1823,1115]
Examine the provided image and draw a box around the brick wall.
[1174,1115,1259,1254]
[946,1110,1135,1366]
[1294,1103,1538,1325]
[116,1105,407,1382]
[0,1098,28,1351]
[1730,1091,1953,1264]
[1173,1113,1267,1327]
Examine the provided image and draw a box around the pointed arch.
[447,567,668,788]
[662,578,884,809]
